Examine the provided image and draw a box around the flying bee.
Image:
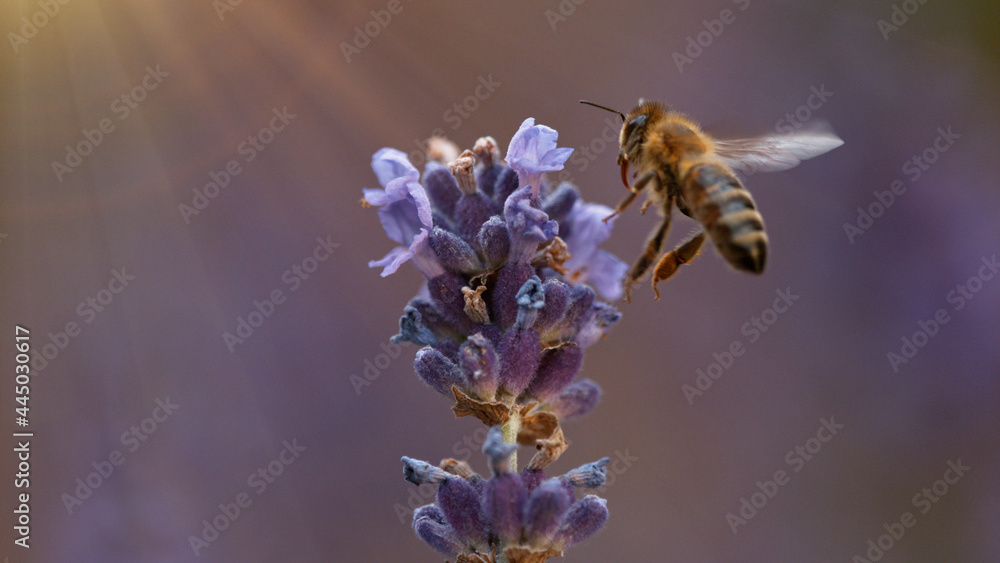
[581,99,843,300]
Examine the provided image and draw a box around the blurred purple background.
[2,1,998,561]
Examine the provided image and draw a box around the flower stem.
[501,410,522,473]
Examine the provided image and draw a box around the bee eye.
[624,114,648,141]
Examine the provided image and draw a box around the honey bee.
[581,99,843,300]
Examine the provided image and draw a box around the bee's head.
[617,99,668,164]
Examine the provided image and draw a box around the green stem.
[501,409,522,473]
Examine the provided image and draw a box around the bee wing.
[714,124,844,174]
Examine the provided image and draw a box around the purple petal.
[506,118,574,198]
[506,118,574,177]
[578,250,628,301]
[504,185,558,263]
[574,302,622,349]
[366,176,432,245]
[371,229,442,278]
[372,147,419,187]
[562,201,628,300]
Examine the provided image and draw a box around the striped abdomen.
[680,162,767,273]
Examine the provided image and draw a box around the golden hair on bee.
[581,98,843,300]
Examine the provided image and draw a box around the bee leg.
[603,171,655,223]
[603,190,638,223]
[624,202,674,301]
[651,231,707,300]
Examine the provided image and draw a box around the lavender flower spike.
[366,121,631,562]
[506,118,574,199]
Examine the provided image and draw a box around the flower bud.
[459,333,499,400]
[561,458,610,489]
[391,306,438,347]
[437,477,489,546]
[493,166,519,208]
[548,379,602,419]
[554,496,608,549]
[542,183,580,222]
[484,473,527,545]
[422,165,462,218]
[492,261,536,330]
[414,347,464,395]
[430,227,483,274]
[526,345,583,402]
[401,457,450,485]
[428,272,477,334]
[515,276,546,330]
[413,505,464,556]
[476,215,510,270]
[523,478,572,548]
[535,279,570,335]
[498,327,542,397]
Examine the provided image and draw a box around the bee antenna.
[580,100,625,122]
